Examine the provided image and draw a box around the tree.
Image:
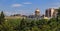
[0,11,5,24]
[57,8,60,31]
[57,8,60,17]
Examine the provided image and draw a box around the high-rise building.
[53,9,58,18]
[45,8,55,18]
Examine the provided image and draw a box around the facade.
[45,8,58,18]
[53,9,58,18]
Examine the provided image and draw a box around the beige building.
[45,8,58,18]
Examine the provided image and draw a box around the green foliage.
[0,18,60,31]
[0,11,5,24]
[58,8,60,16]
[0,11,60,31]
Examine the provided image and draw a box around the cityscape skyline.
[0,0,60,16]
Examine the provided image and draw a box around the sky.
[0,0,60,16]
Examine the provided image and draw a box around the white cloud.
[4,10,22,16]
[23,2,32,4]
[4,11,12,16]
[47,2,60,9]
[4,11,17,16]
[12,4,22,7]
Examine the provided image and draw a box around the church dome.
[35,8,40,13]
[35,8,40,16]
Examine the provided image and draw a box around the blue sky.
[0,0,60,16]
